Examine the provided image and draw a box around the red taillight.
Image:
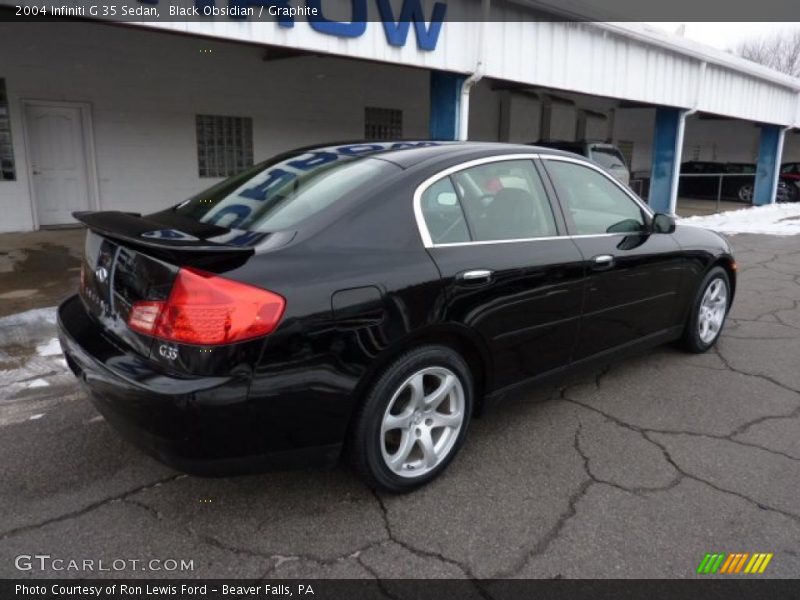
[128,301,163,334]
[128,268,285,345]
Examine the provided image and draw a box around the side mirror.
[651,212,676,234]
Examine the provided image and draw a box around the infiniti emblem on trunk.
[95,266,109,284]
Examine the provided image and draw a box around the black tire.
[349,345,473,493]
[680,266,731,353]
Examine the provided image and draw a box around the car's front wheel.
[350,345,473,493]
[681,266,731,353]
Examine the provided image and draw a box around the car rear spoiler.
[73,211,256,256]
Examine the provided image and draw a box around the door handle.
[458,269,494,283]
[591,254,615,271]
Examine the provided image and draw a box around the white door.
[25,104,90,226]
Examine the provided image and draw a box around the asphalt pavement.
[1,230,799,580]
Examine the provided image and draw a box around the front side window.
[450,160,558,242]
[544,160,645,235]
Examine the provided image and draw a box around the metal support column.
[753,124,785,206]
[429,71,465,141]
[649,107,686,215]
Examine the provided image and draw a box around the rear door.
[417,156,585,390]
[540,156,685,359]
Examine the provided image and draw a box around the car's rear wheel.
[350,345,473,493]
[680,266,730,353]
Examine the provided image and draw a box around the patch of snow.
[25,378,50,389]
[36,337,62,357]
[680,203,800,236]
[28,413,45,420]
[0,306,57,327]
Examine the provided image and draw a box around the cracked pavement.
[1,232,800,580]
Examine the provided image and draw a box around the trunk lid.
[75,210,275,363]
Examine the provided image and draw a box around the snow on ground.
[24,378,50,389]
[0,306,77,420]
[0,305,57,328]
[35,337,62,357]
[680,203,800,236]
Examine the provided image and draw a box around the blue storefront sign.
[142,0,447,50]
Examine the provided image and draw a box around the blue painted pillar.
[753,125,785,205]
[649,107,686,214]
[429,71,465,141]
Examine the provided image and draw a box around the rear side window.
[420,178,470,244]
[544,159,645,235]
[450,160,558,241]
[175,151,400,232]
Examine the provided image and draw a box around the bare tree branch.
[736,30,800,78]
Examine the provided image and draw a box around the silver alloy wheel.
[698,277,728,344]
[738,185,753,202]
[380,366,465,478]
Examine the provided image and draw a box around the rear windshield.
[174,150,400,232]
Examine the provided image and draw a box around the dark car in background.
[58,142,735,492]
[679,161,798,203]
[779,163,800,201]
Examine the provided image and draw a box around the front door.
[418,157,585,391]
[25,103,91,226]
[540,156,686,359]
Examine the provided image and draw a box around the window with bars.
[0,79,15,181]
[196,114,254,178]
[365,107,403,141]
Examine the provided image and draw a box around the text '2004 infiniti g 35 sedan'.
[58,141,735,492]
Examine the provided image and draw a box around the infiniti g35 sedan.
[58,141,735,492]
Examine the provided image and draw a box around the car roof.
[283,140,585,170]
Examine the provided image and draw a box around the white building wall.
[611,109,654,174]
[501,93,542,143]
[782,132,800,162]
[0,22,431,232]
[467,80,501,142]
[681,117,760,163]
[136,17,800,126]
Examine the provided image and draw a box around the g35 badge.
[159,344,178,361]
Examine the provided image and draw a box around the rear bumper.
[57,295,341,475]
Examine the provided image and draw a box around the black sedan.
[58,142,735,492]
